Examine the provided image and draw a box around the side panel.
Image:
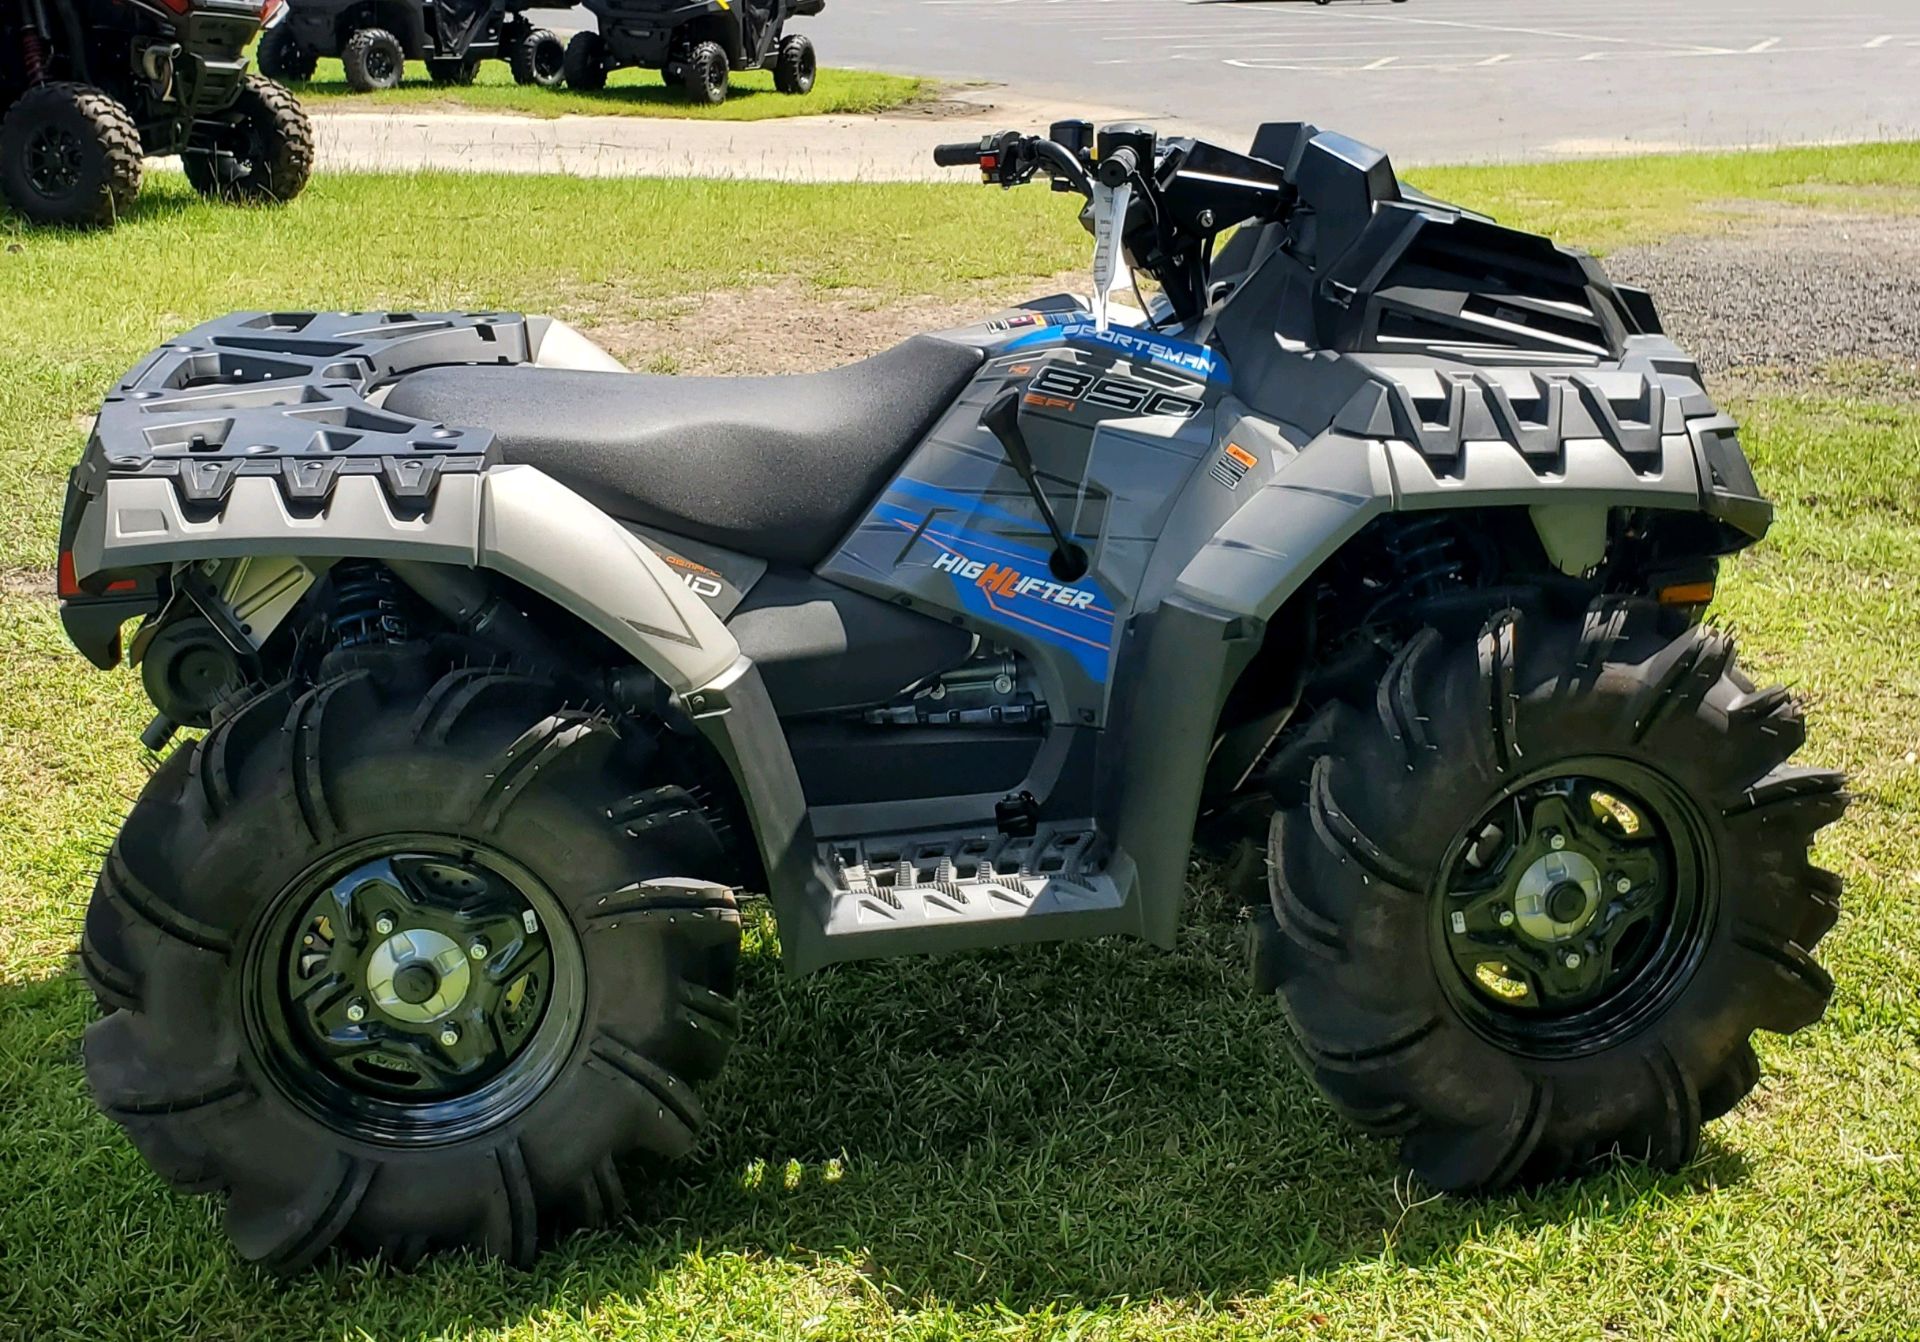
[819,324,1228,729]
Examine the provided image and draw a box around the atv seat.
[383,336,983,566]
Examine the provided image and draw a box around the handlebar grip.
[1096,146,1140,187]
[933,141,983,168]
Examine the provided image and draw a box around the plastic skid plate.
[78,312,530,516]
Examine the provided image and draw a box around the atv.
[1,0,312,225]
[257,0,565,92]
[563,0,821,104]
[58,118,1844,1273]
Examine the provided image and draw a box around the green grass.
[282,57,926,119]
[4,145,1920,1339]
[1410,139,1920,252]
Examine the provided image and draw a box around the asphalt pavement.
[528,0,1920,162]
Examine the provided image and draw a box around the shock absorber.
[19,22,49,85]
[1386,515,1470,601]
[326,562,412,650]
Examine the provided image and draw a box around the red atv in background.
[1,0,312,225]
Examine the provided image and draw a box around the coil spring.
[327,562,411,649]
[20,27,49,84]
[1384,516,1469,601]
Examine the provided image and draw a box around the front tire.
[681,40,729,104]
[562,31,609,91]
[182,75,314,204]
[1262,600,1845,1190]
[81,663,742,1271]
[342,28,406,91]
[512,28,566,87]
[257,25,320,82]
[773,34,816,94]
[0,82,141,227]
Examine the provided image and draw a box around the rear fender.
[69,464,832,955]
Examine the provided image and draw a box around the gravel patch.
[587,272,1085,375]
[1606,210,1920,387]
[1,568,54,600]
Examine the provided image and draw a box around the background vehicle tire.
[562,31,609,91]
[682,40,729,105]
[1260,598,1845,1191]
[343,28,406,91]
[0,82,141,227]
[512,29,566,87]
[773,34,815,95]
[426,55,480,86]
[80,660,742,1271]
[182,75,314,204]
[257,25,320,82]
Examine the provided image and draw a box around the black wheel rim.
[370,47,398,82]
[1431,758,1715,1058]
[25,123,85,198]
[244,835,585,1144]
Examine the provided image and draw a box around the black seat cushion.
[384,335,983,566]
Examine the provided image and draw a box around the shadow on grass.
[0,893,1750,1336]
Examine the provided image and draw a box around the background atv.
[56,119,1844,1273]
[1,0,312,225]
[564,0,821,103]
[258,0,564,91]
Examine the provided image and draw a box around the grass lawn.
[281,57,926,119]
[2,144,1918,1339]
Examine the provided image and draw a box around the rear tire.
[1262,599,1845,1190]
[182,75,314,204]
[773,34,815,94]
[81,661,742,1271]
[0,82,141,227]
[512,28,566,87]
[682,40,728,104]
[343,28,406,91]
[256,25,320,82]
[562,30,609,91]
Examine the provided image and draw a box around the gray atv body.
[56,120,1836,1274]
[62,123,1765,973]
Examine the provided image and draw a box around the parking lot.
[796,0,1920,159]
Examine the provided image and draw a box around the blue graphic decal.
[1004,321,1229,385]
[871,494,1117,683]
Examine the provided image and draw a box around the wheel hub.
[1512,850,1601,941]
[367,928,470,1021]
[1432,764,1713,1057]
[26,125,84,196]
[246,840,585,1144]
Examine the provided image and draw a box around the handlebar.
[931,123,1296,325]
[932,141,981,168]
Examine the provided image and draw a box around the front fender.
[1111,346,1764,943]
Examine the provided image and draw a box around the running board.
[801,823,1142,963]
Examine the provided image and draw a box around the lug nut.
[469,940,490,961]
[1497,909,1516,928]
[439,1025,460,1046]
[1548,832,1567,851]
[346,1001,366,1022]
[1615,876,1632,894]
[1563,951,1582,969]
[375,915,395,935]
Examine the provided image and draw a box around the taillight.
[156,0,192,14]
[57,549,81,598]
[261,0,284,21]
